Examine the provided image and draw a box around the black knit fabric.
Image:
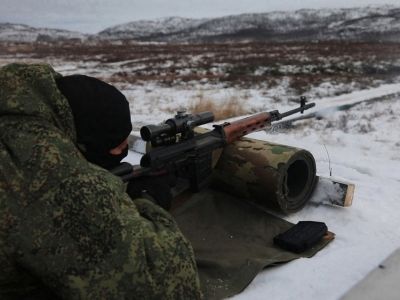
[56,75,132,168]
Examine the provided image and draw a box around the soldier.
[0,63,202,299]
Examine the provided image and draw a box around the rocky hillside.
[2,6,400,43]
[98,6,400,42]
[0,23,87,42]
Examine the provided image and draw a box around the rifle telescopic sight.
[140,124,174,141]
[140,111,215,142]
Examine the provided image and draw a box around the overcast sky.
[1,0,398,33]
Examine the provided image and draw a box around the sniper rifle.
[112,98,315,192]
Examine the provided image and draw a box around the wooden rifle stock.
[220,112,273,144]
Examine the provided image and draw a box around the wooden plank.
[311,176,355,207]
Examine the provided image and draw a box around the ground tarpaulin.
[173,188,333,299]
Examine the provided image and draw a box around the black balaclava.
[55,75,132,170]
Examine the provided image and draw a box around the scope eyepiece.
[140,124,174,141]
[140,111,215,143]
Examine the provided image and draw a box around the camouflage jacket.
[0,64,201,299]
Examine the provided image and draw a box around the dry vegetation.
[2,40,400,120]
[188,95,248,120]
[1,40,400,94]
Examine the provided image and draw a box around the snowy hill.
[0,23,87,43]
[2,6,400,43]
[97,17,208,40]
[98,6,400,42]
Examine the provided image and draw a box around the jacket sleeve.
[2,122,201,299]
[44,171,202,300]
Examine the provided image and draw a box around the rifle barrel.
[279,102,315,119]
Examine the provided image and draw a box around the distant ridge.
[0,23,87,42]
[2,6,400,43]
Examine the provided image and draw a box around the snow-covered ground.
[1,56,400,299]
[230,96,400,299]
[124,84,400,299]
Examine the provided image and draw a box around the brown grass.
[2,40,400,93]
[188,95,248,120]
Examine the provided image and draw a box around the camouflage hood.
[0,63,76,143]
[0,63,201,299]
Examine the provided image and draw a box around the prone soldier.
[0,63,202,299]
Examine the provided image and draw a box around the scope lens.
[140,154,151,167]
[140,126,152,141]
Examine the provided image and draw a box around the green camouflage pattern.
[0,63,201,299]
[211,136,317,214]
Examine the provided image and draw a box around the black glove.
[126,174,175,211]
